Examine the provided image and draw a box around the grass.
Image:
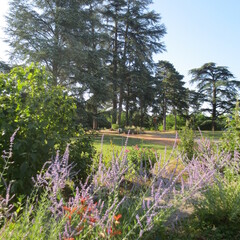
[94,134,173,153]
[194,130,223,140]
[92,134,176,170]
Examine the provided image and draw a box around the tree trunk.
[126,83,130,126]
[163,100,166,131]
[118,84,123,126]
[140,104,144,128]
[93,116,98,130]
[112,15,118,124]
[212,82,217,131]
[174,109,177,130]
[118,3,129,126]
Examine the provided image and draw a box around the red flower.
[63,206,78,221]
[80,198,86,204]
[114,214,122,221]
[111,230,122,236]
[89,217,96,223]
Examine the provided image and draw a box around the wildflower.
[63,206,78,221]
[89,217,96,223]
[114,214,122,221]
[111,230,121,236]
[76,226,84,232]
[108,228,122,237]
[113,214,122,225]
[80,198,86,204]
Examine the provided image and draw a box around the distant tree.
[187,90,205,129]
[189,62,240,131]
[0,61,11,73]
[155,61,188,130]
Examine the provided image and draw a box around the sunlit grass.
[194,130,223,140]
[93,134,175,166]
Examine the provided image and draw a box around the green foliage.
[165,114,186,130]
[127,146,156,173]
[178,127,195,161]
[189,113,226,131]
[154,61,188,131]
[0,64,94,196]
[70,136,95,181]
[0,193,66,240]
[220,100,240,153]
[111,124,119,130]
[194,168,240,236]
[189,62,239,131]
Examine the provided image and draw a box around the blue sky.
[151,0,240,88]
[0,0,240,90]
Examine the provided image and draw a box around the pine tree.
[189,62,240,131]
[102,0,166,125]
[155,61,188,130]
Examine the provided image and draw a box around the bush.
[69,136,95,181]
[178,127,195,161]
[127,145,156,173]
[0,64,94,196]
[220,100,240,154]
[166,114,186,130]
[124,126,144,134]
[111,124,119,130]
[194,168,240,235]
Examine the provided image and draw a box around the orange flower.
[111,230,121,236]
[76,225,84,232]
[80,198,86,204]
[63,206,78,222]
[63,238,74,240]
[114,214,122,221]
[63,206,71,212]
[107,227,122,237]
[89,217,96,223]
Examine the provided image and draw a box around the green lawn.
[194,130,223,140]
[93,134,174,164]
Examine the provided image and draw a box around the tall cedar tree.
[102,0,166,125]
[189,62,240,131]
[6,0,111,128]
[155,61,188,130]
[6,0,105,86]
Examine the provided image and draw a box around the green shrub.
[127,145,156,173]
[69,136,95,181]
[0,64,94,196]
[166,114,186,130]
[220,100,240,154]
[194,168,240,234]
[178,127,195,161]
[111,123,119,130]
[0,193,66,240]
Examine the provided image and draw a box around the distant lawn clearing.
[93,134,175,165]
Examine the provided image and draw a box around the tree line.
[3,0,240,131]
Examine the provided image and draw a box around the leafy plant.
[111,124,119,130]
[220,100,240,154]
[127,145,157,173]
[193,167,240,236]
[0,64,94,196]
[178,126,195,161]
